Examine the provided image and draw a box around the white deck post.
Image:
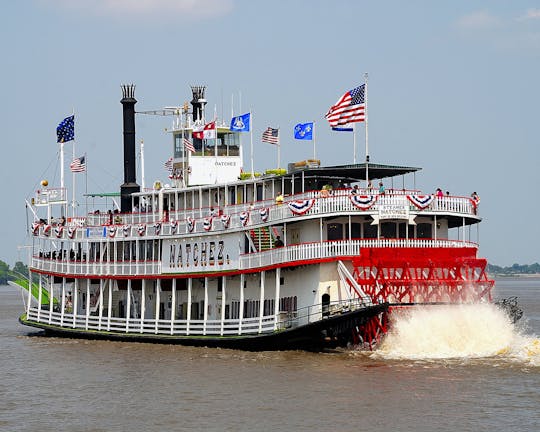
[85,279,90,330]
[170,278,176,335]
[141,279,146,333]
[274,268,281,330]
[48,279,54,324]
[155,280,161,334]
[220,276,226,336]
[37,274,43,321]
[73,278,78,328]
[239,274,244,335]
[203,277,208,335]
[187,278,192,335]
[60,277,66,326]
[98,279,104,330]
[107,280,112,331]
[258,271,265,333]
[126,279,131,332]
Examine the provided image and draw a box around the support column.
[107,280,112,331]
[258,271,265,333]
[37,274,43,321]
[239,274,245,335]
[170,278,176,335]
[141,279,146,333]
[155,280,161,334]
[60,277,66,326]
[126,279,132,332]
[203,277,208,335]
[98,279,104,330]
[274,268,281,330]
[85,279,90,330]
[48,279,54,324]
[187,278,192,335]
[73,278,78,328]
[220,276,226,336]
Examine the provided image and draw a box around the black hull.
[19,303,388,351]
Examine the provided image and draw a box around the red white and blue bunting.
[153,222,162,235]
[137,224,146,236]
[349,194,378,210]
[170,219,179,234]
[108,226,117,238]
[31,222,40,235]
[407,194,435,209]
[54,226,64,238]
[260,207,269,222]
[239,211,250,226]
[287,199,315,215]
[186,216,195,233]
[203,217,212,231]
[220,214,231,228]
[43,225,51,237]
[123,225,131,237]
[67,226,77,239]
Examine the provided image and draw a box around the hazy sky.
[1,0,539,266]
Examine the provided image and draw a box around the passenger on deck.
[436,188,443,197]
[378,182,385,195]
[275,192,284,205]
[274,236,284,247]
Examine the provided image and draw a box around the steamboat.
[16,85,494,350]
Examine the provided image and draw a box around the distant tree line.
[0,260,29,284]
[488,263,540,275]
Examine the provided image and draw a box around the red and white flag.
[193,121,216,140]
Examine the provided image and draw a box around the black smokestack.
[120,84,140,213]
[190,86,207,122]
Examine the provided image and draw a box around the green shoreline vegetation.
[0,260,29,285]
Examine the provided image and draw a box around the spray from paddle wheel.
[347,247,494,349]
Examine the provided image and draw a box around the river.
[1,278,538,431]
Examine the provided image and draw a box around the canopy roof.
[287,162,421,182]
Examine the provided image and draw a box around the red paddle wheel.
[349,246,494,348]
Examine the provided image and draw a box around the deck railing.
[32,192,478,241]
[25,298,370,337]
[30,238,477,276]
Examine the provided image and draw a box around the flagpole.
[72,139,76,218]
[313,121,316,160]
[364,72,369,186]
[353,123,357,164]
[85,153,88,217]
[140,139,146,190]
[250,109,254,179]
[277,127,280,169]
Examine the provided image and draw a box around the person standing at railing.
[275,192,284,205]
[378,182,385,195]
[436,188,443,197]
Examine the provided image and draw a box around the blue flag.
[230,113,250,132]
[332,126,353,132]
[294,122,313,140]
[57,115,75,143]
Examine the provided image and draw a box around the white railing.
[26,308,277,336]
[30,238,477,276]
[25,297,370,337]
[31,191,479,240]
[239,238,477,269]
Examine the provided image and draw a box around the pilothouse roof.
[288,162,421,182]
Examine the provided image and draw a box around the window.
[417,223,432,239]
[327,223,343,240]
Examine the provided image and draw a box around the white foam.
[373,303,540,366]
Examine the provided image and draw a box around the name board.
[378,204,409,220]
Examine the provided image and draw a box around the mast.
[364,72,369,186]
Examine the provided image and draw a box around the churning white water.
[373,303,540,365]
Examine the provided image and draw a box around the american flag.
[262,127,279,145]
[164,157,173,171]
[70,155,86,173]
[325,84,365,127]
[183,137,195,153]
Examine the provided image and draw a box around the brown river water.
[1,278,539,432]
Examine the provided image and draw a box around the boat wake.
[370,303,540,366]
